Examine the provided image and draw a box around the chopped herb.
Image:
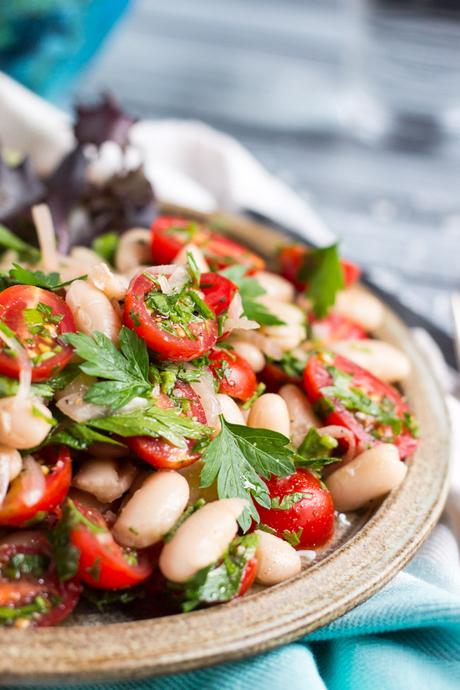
[172,533,259,612]
[295,427,339,477]
[0,595,50,625]
[47,423,124,451]
[270,492,313,510]
[186,251,201,286]
[1,264,85,291]
[200,416,295,531]
[242,382,266,410]
[163,499,206,542]
[86,556,102,582]
[0,224,40,263]
[92,232,119,264]
[403,412,420,438]
[298,243,344,318]
[2,553,48,580]
[31,404,56,426]
[278,350,308,378]
[282,528,303,547]
[221,265,285,326]
[257,523,277,536]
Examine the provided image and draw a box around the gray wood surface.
[73,0,460,335]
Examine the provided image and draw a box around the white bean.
[0,397,52,449]
[179,461,218,505]
[66,280,121,343]
[73,458,136,504]
[159,498,247,583]
[174,243,210,272]
[115,228,151,274]
[330,339,410,383]
[217,394,247,426]
[326,443,407,512]
[88,262,129,301]
[255,271,295,303]
[334,286,384,332]
[113,471,190,549]
[279,384,318,447]
[0,447,22,481]
[262,324,306,352]
[257,297,304,326]
[247,394,290,436]
[255,530,302,585]
[230,340,265,373]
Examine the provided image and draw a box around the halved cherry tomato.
[0,531,81,627]
[259,361,303,393]
[0,285,76,381]
[256,469,334,549]
[310,313,367,342]
[151,215,265,273]
[124,273,217,361]
[68,502,153,590]
[208,348,257,402]
[238,557,258,596]
[279,245,361,291]
[0,447,71,528]
[127,381,207,470]
[200,272,237,316]
[303,352,418,459]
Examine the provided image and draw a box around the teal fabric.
[0,0,131,102]
[9,521,460,690]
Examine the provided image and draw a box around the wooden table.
[74,0,460,336]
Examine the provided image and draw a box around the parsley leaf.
[63,327,151,410]
[295,427,339,477]
[0,264,86,291]
[298,243,344,318]
[47,423,124,451]
[0,224,40,263]
[173,533,259,612]
[270,492,314,510]
[92,232,119,264]
[282,528,303,547]
[278,349,308,378]
[200,416,295,531]
[220,265,285,326]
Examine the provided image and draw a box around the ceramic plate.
[0,208,450,686]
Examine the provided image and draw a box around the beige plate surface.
[0,208,450,686]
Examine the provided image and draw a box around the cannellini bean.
[113,471,190,548]
[88,262,129,300]
[229,340,265,373]
[174,243,210,272]
[73,458,136,504]
[257,297,304,326]
[0,397,53,449]
[334,286,384,332]
[279,384,318,447]
[159,498,247,583]
[0,447,22,482]
[255,530,302,585]
[66,280,121,343]
[262,324,306,352]
[330,339,410,383]
[217,394,247,426]
[69,247,102,268]
[247,394,290,436]
[255,271,295,303]
[326,443,407,512]
[179,461,218,505]
[115,228,151,274]
[68,488,109,513]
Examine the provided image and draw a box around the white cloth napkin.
[0,71,458,545]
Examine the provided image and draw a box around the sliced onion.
[32,204,58,272]
[56,374,108,422]
[142,264,189,295]
[21,456,46,507]
[0,453,9,508]
[189,370,220,428]
[174,243,210,272]
[319,425,357,465]
[0,328,31,400]
[224,293,259,333]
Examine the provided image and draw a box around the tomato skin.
[259,361,302,393]
[279,245,361,291]
[128,382,207,470]
[310,313,367,342]
[200,273,237,316]
[238,557,258,596]
[124,273,217,361]
[0,534,81,627]
[0,285,76,381]
[0,447,72,528]
[208,349,257,402]
[151,215,265,273]
[303,353,418,459]
[69,503,153,590]
[257,469,335,549]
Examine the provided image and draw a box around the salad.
[0,99,419,628]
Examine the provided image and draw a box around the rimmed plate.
[0,208,450,686]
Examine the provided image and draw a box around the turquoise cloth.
[0,0,130,102]
[10,521,460,690]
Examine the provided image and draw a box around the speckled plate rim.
[0,208,451,686]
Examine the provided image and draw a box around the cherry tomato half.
[208,348,257,402]
[151,215,265,273]
[68,502,153,590]
[127,381,207,470]
[0,531,81,627]
[256,469,335,549]
[200,272,237,316]
[238,557,258,596]
[310,313,367,343]
[303,352,418,459]
[0,285,76,381]
[279,245,361,291]
[124,273,217,361]
[0,447,72,528]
